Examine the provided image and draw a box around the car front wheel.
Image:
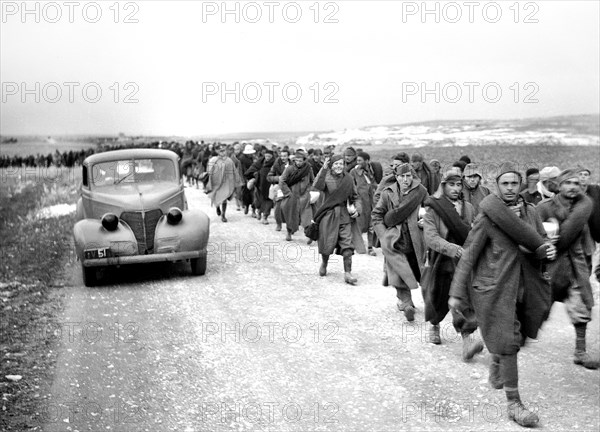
[190,255,207,276]
[82,264,98,287]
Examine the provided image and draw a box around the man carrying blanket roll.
[537,169,599,370]
[312,154,365,285]
[422,167,484,360]
[372,163,428,322]
[449,162,557,428]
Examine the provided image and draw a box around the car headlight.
[101,213,119,231]
[167,207,183,225]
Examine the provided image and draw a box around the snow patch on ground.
[36,203,76,219]
[296,124,600,147]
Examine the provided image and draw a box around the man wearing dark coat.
[422,168,483,360]
[372,163,428,322]
[267,149,290,232]
[462,163,491,214]
[350,152,378,256]
[313,154,365,285]
[449,162,556,428]
[537,169,598,370]
[519,168,543,205]
[344,147,358,172]
[411,153,440,195]
[238,144,256,216]
[577,165,600,281]
[279,150,314,242]
[245,151,276,225]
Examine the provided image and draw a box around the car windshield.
[91,158,177,187]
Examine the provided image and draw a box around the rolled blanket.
[554,194,593,252]
[478,194,547,258]
[383,184,428,227]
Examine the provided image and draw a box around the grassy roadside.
[0,167,80,431]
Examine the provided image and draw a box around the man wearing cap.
[449,162,556,427]
[422,168,483,360]
[245,150,276,225]
[462,163,491,214]
[372,163,428,321]
[537,166,561,200]
[519,168,543,205]
[537,169,598,370]
[411,152,440,195]
[279,150,314,241]
[344,147,358,172]
[267,148,290,232]
[350,152,380,256]
[238,144,257,215]
[313,154,365,284]
[206,144,240,223]
[577,166,600,279]
[374,153,411,207]
[429,159,441,176]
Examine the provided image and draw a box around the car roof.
[84,149,180,166]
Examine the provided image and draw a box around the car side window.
[82,166,88,187]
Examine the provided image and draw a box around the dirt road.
[38,186,599,431]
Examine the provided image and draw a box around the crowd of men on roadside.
[5,138,599,428]
[198,140,600,429]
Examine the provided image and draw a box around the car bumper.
[82,250,203,267]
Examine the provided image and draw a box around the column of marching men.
[198,140,600,429]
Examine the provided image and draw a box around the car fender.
[73,219,138,260]
[154,209,210,254]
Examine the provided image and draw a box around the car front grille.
[120,209,163,254]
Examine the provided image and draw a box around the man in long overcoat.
[267,148,290,232]
[207,144,240,222]
[372,163,428,322]
[313,154,366,284]
[462,163,491,214]
[279,150,314,241]
[350,151,378,256]
[537,169,598,369]
[422,167,483,360]
[449,162,556,428]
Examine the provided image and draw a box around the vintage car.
[73,149,210,286]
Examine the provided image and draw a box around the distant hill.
[296,114,599,148]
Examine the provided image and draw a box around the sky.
[1,0,599,136]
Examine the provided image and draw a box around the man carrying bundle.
[537,169,599,370]
[372,163,428,321]
[312,154,365,285]
[422,167,484,360]
[449,162,556,427]
[279,150,314,242]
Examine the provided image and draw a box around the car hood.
[90,183,183,212]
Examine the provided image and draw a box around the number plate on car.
[84,248,112,259]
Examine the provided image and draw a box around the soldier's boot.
[342,250,357,285]
[319,254,329,277]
